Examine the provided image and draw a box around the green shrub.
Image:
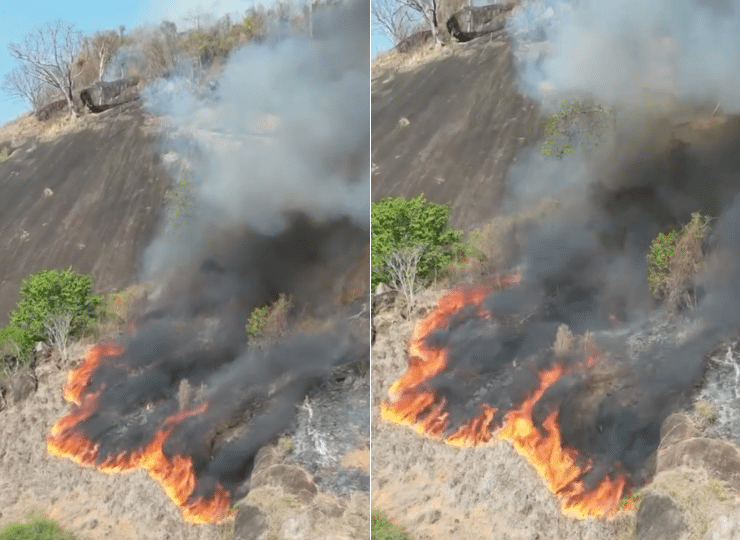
[0,516,77,540]
[0,147,9,162]
[246,294,292,344]
[371,194,465,290]
[646,229,680,296]
[246,305,271,342]
[371,510,410,540]
[542,99,613,159]
[164,173,196,235]
[1,268,102,364]
[646,212,711,304]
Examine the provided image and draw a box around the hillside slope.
[0,104,171,325]
[371,38,541,229]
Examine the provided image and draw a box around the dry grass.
[442,198,561,285]
[371,41,454,79]
[553,325,574,355]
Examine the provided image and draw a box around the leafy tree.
[371,194,464,290]
[2,268,102,363]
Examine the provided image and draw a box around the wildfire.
[47,344,234,523]
[381,274,632,518]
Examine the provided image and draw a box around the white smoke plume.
[509,0,740,112]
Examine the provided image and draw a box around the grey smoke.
[141,0,369,280]
[509,0,740,111]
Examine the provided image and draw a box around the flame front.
[47,344,234,523]
[381,275,632,518]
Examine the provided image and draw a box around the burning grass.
[47,344,234,523]
[381,274,648,519]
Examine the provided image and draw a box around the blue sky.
[0,0,257,126]
[371,29,392,58]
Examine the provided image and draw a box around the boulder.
[659,413,701,448]
[446,3,515,42]
[35,98,69,121]
[395,30,433,53]
[658,437,740,492]
[633,494,689,540]
[80,77,142,113]
[232,505,269,540]
[0,367,37,407]
[250,464,318,503]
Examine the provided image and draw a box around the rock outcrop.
[446,3,515,42]
[35,98,69,121]
[80,78,142,113]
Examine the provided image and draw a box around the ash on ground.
[287,365,370,498]
[697,342,740,445]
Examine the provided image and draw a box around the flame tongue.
[381,275,632,518]
[47,344,234,523]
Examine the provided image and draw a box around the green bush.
[0,516,77,540]
[646,212,711,302]
[371,510,410,540]
[542,99,613,159]
[1,268,102,364]
[371,194,465,290]
[646,229,679,296]
[246,294,292,344]
[246,304,271,342]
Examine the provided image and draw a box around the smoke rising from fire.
[48,0,369,523]
[142,0,369,281]
[510,0,740,111]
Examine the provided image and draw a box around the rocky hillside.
[0,103,171,326]
[371,36,542,229]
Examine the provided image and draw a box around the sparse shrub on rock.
[542,99,614,159]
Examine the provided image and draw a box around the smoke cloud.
[509,0,740,111]
[48,0,369,521]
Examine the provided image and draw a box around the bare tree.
[42,311,74,364]
[1,64,47,113]
[384,245,425,317]
[399,0,441,44]
[7,20,84,117]
[372,0,412,46]
[84,31,123,81]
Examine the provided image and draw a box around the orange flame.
[47,345,234,523]
[63,343,125,405]
[381,274,632,518]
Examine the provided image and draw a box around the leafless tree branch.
[372,0,412,46]
[7,19,84,117]
[1,64,48,113]
[42,311,74,364]
[384,245,425,318]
